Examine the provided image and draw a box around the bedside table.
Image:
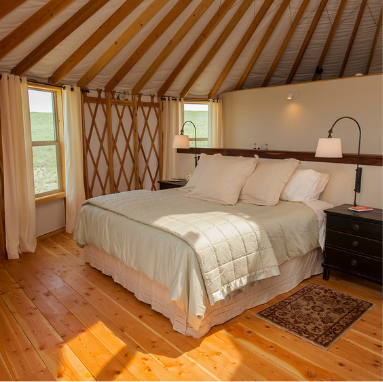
[323,204,382,284]
[158,179,187,190]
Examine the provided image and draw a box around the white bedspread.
[73,190,321,330]
[78,190,282,305]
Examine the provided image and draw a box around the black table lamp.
[315,116,362,206]
[173,120,198,167]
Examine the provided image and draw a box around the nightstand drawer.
[325,247,382,281]
[326,230,383,259]
[327,215,382,241]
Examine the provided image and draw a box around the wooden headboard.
[177,148,382,166]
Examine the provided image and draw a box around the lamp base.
[353,167,362,206]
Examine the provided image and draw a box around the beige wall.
[221,74,382,154]
[178,75,383,208]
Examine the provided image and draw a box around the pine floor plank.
[17,369,54,381]
[343,329,383,356]
[52,284,178,381]
[2,288,94,381]
[0,295,45,380]
[0,233,381,381]
[0,352,13,381]
[9,265,138,382]
[223,321,345,381]
[5,261,154,382]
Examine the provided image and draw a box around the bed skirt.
[84,244,323,337]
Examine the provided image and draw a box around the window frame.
[28,83,66,203]
[183,101,209,148]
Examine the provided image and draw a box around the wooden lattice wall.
[82,91,163,198]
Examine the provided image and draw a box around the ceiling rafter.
[131,0,215,96]
[339,0,367,77]
[286,0,329,84]
[262,0,311,87]
[49,0,144,85]
[77,0,170,89]
[236,0,292,90]
[0,0,76,61]
[157,0,237,98]
[181,0,254,98]
[312,0,349,81]
[208,0,274,99]
[12,0,110,76]
[366,7,382,74]
[0,0,28,20]
[105,0,194,92]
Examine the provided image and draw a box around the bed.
[73,178,332,337]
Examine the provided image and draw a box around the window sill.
[35,191,66,205]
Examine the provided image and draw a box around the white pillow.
[280,169,321,202]
[182,153,221,191]
[186,155,258,205]
[311,172,330,200]
[240,158,299,206]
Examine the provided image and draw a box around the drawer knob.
[352,241,359,247]
[353,224,360,231]
[351,260,358,266]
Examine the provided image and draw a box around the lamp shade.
[315,138,342,158]
[173,134,190,149]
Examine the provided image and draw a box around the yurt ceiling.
[0,0,381,98]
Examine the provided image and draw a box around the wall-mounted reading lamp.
[173,120,198,167]
[315,116,362,206]
[287,92,298,100]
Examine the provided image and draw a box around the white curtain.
[0,74,36,259]
[62,86,85,233]
[208,99,223,148]
[162,97,184,180]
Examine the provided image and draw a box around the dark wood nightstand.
[158,179,187,190]
[323,204,382,284]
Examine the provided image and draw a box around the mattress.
[84,244,323,337]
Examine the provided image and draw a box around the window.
[183,103,208,148]
[28,86,64,197]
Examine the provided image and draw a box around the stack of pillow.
[180,153,329,206]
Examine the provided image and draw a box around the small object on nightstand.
[323,204,382,284]
[158,179,187,190]
[185,172,191,181]
[348,206,373,212]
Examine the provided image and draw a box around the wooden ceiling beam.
[49,0,144,85]
[208,0,274,99]
[12,0,110,76]
[286,0,329,84]
[181,0,254,98]
[0,0,75,61]
[262,0,311,87]
[157,0,237,98]
[77,0,170,89]
[105,0,193,92]
[0,0,28,20]
[339,0,367,77]
[235,0,291,90]
[366,7,382,74]
[312,0,349,81]
[131,0,215,96]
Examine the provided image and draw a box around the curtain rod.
[27,79,65,89]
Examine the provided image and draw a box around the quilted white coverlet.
[78,190,281,305]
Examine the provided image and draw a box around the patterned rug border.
[253,283,376,350]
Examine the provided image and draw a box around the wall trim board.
[177,148,382,166]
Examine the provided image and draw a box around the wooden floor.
[0,232,381,381]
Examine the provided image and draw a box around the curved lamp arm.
[327,116,362,206]
[182,121,198,167]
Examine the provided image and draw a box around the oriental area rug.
[254,283,375,350]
